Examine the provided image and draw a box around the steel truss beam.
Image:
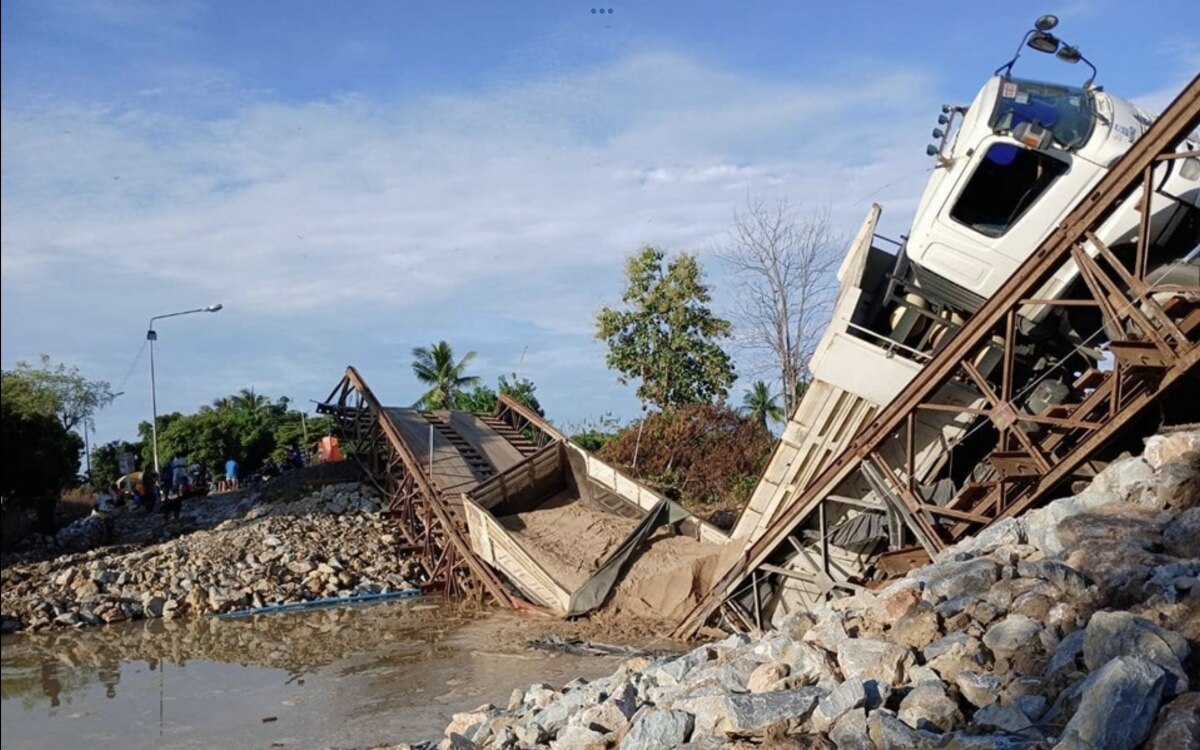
[674,74,1200,638]
[319,367,515,607]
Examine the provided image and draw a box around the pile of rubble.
[1,482,421,632]
[429,431,1199,750]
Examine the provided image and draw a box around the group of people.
[88,444,314,541]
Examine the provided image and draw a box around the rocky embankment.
[428,431,1200,750]
[1,482,420,631]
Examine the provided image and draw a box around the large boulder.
[1081,611,1190,696]
[1147,453,1200,510]
[1142,433,1200,470]
[918,558,999,602]
[836,639,913,687]
[1163,507,1200,559]
[1023,489,1120,555]
[898,681,963,733]
[620,709,693,750]
[982,614,1042,658]
[1055,656,1168,750]
[720,687,825,735]
[811,678,866,733]
[1143,692,1200,750]
[956,670,1001,708]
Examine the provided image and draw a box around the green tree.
[596,403,772,522]
[411,341,481,410]
[232,388,272,416]
[498,373,544,416]
[596,247,736,410]
[453,385,499,413]
[741,380,785,431]
[1,354,116,431]
[0,400,82,526]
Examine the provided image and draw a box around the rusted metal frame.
[869,453,946,550]
[999,310,1016,452]
[1136,164,1154,281]
[905,413,916,493]
[495,393,566,445]
[993,344,1199,524]
[1076,243,1177,356]
[961,361,1053,474]
[916,402,1104,430]
[671,76,1200,639]
[1087,231,1191,347]
[341,367,515,607]
[916,503,991,524]
[1072,245,1134,346]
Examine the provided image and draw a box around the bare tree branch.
[716,197,841,414]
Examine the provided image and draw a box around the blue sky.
[3,0,1197,450]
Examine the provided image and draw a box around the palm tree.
[233,388,270,415]
[742,380,784,431]
[411,341,481,410]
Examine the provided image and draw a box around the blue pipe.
[215,588,423,619]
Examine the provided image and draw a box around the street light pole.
[147,304,223,475]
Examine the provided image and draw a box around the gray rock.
[803,613,850,653]
[1011,694,1047,722]
[829,708,872,750]
[1082,611,1190,696]
[868,709,928,750]
[973,703,1034,734]
[1046,629,1087,679]
[778,640,840,688]
[619,709,693,750]
[670,695,726,736]
[956,670,1001,708]
[920,558,999,601]
[982,614,1041,657]
[1149,455,1200,511]
[1143,692,1200,750]
[1016,559,1092,598]
[144,596,166,618]
[1024,489,1119,555]
[924,631,972,661]
[836,639,912,687]
[864,678,893,711]
[1163,507,1200,559]
[553,724,605,750]
[721,687,825,734]
[1055,656,1168,750]
[812,677,866,733]
[938,517,1027,561]
[899,681,963,733]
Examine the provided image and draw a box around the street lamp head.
[205,303,224,313]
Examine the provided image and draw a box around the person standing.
[140,465,159,514]
[224,457,239,491]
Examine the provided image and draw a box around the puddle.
[0,599,629,749]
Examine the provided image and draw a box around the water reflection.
[1,600,622,749]
[3,598,481,706]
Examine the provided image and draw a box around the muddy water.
[0,601,628,749]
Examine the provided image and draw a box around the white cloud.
[2,50,939,445]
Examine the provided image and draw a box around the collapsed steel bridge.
[318,366,559,606]
[672,74,1200,637]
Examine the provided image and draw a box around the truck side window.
[950,144,1068,237]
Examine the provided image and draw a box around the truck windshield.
[989,79,1095,150]
[950,143,1069,237]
